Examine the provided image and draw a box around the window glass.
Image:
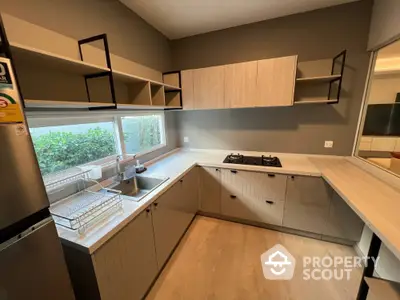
[30,121,117,175]
[121,114,165,154]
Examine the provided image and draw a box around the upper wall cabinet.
[256,56,298,107]
[192,65,225,109]
[224,61,258,108]
[181,70,195,110]
[181,55,297,110]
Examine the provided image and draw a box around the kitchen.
[1,0,400,300]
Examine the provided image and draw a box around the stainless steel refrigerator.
[0,57,75,299]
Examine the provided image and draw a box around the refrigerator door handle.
[0,217,52,251]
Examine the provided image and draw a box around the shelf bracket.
[328,49,347,104]
[78,34,117,110]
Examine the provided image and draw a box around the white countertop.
[57,148,400,260]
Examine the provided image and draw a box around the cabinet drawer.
[221,193,284,226]
[242,171,287,202]
[249,197,284,226]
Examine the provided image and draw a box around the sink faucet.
[116,154,136,182]
[116,155,124,182]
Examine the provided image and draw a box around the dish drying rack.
[44,168,92,192]
[50,178,122,234]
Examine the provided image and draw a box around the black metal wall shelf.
[163,70,183,109]
[294,49,346,105]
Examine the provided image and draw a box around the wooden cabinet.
[224,61,258,108]
[152,177,195,268]
[92,208,158,300]
[322,191,364,242]
[256,55,297,107]
[220,169,286,226]
[181,70,194,110]
[283,176,332,234]
[180,168,199,216]
[181,55,297,110]
[192,65,225,109]
[199,167,222,214]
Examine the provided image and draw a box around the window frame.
[26,110,167,176]
[117,111,167,158]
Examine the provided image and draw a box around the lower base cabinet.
[220,169,286,226]
[199,167,221,214]
[63,170,198,300]
[63,167,364,300]
[283,176,332,234]
[322,191,364,241]
[64,209,159,300]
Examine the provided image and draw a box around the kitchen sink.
[104,175,169,202]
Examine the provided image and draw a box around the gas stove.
[223,153,282,167]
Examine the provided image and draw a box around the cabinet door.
[220,169,285,226]
[256,55,297,107]
[221,169,253,220]
[152,182,190,268]
[193,65,225,109]
[322,191,364,241]
[181,168,199,216]
[199,167,221,214]
[224,61,257,108]
[92,209,158,300]
[181,70,194,110]
[283,176,332,234]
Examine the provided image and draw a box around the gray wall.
[0,0,171,72]
[368,0,400,50]
[170,0,373,155]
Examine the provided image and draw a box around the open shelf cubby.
[294,50,346,105]
[165,91,181,107]
[150,84,166,106]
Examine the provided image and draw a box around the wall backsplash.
[176,96,363,156]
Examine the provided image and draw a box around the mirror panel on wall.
[356,39,400,176]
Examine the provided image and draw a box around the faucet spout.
[116,155,124,181]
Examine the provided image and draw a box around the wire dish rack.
[50,179,122,234]
[44,168,92,193]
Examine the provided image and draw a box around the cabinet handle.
[215,168,220,172]
[231,170,238,174]
[265,200,274,205]
[146,208,151,213]
[230,195,237,199]
[267,174,275,178]
[179,179,183,183]
[291,176,295,180]
[153,202,158,208]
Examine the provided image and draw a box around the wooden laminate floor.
[146,216,362,300]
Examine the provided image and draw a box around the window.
[121,113,165,155]
[28,112,166,177]
[30,121,117,176]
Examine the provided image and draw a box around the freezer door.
[0,124,49,230]
[0,219,75,300]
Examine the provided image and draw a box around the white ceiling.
[120,0,359,39]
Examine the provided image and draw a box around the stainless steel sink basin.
[104,175,169,202]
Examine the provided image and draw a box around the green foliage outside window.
[31,127,116,175]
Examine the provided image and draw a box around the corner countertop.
[57,148,400,261]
